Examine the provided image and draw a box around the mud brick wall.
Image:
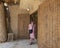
[0,4,29,40]
[38,0,60,48]
[9,5,29,39]
[18,14,30,39]
[0,4,7,42]
[9,5,20,39]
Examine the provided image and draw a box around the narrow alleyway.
[0,40,38,48]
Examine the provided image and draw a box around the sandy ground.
[0,40,38,48]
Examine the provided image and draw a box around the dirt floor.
[0,39,38,48]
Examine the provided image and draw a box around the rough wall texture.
[38,0,60,48]
[9,5,29,39]
[0,4,29,40]
[18,14,30,39]
[20,0,40,14]
[0,4,7,42]
[9,5,20,39]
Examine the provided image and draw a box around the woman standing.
[28,21,35,45]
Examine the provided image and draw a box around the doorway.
[30,11,38,39]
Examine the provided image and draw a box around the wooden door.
[18,14,30,39]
